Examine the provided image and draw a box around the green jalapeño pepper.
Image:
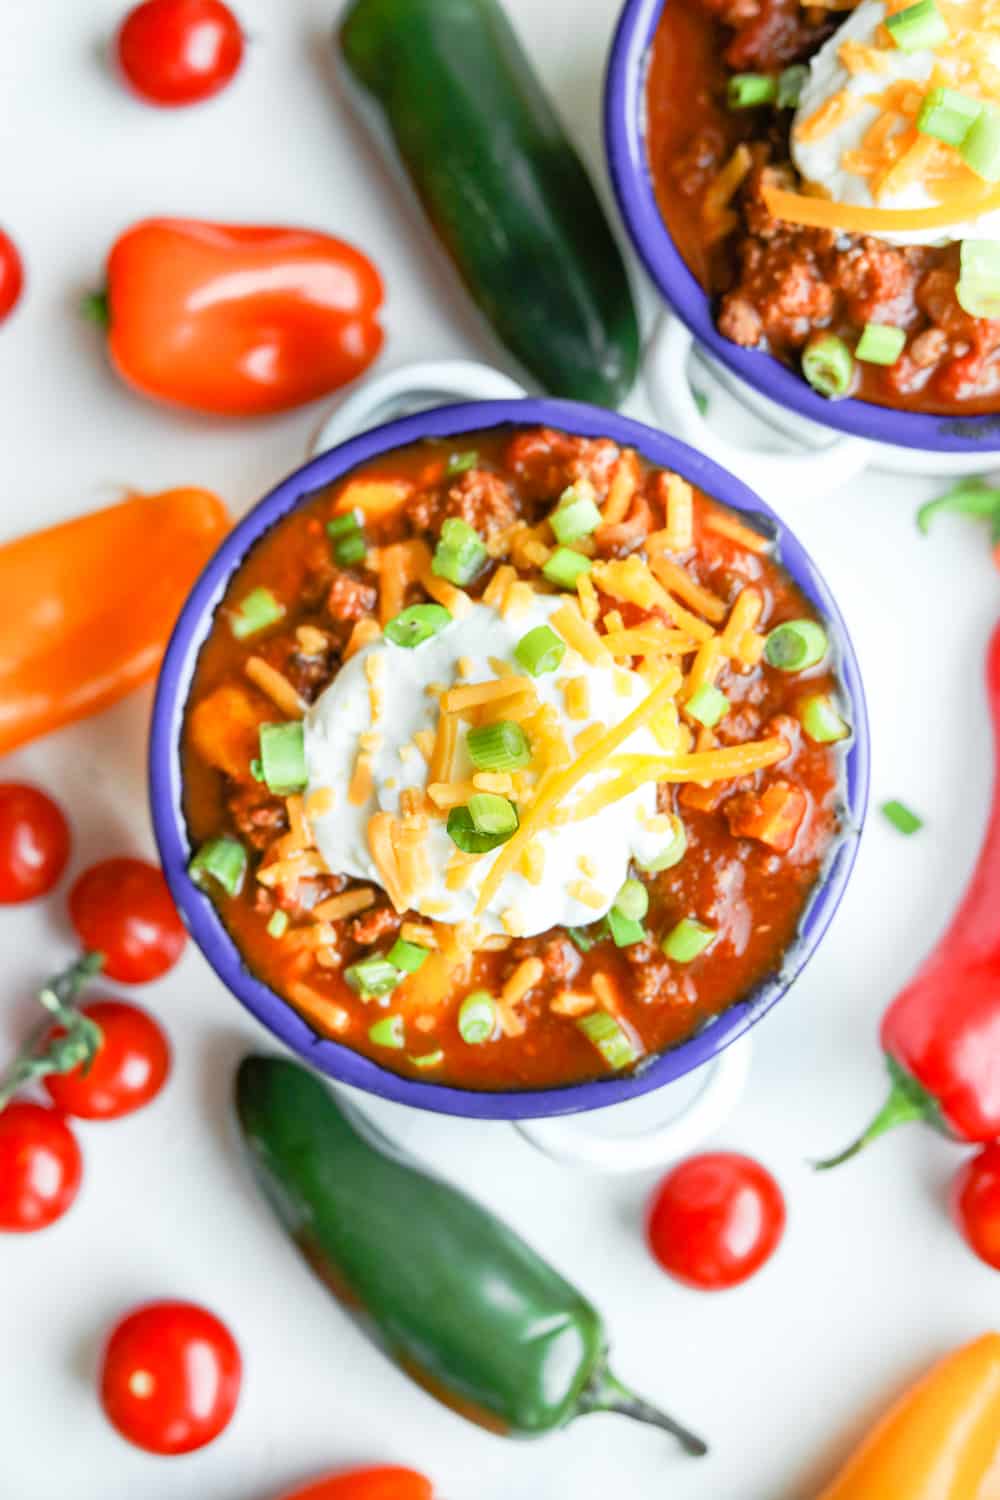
[339,0,640,408]
[235,1056,706,1453]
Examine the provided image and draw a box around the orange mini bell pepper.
[0,487,228,755]
[91,219,385,416]
[276,1470,434,1500]
[816,1333,1000,1500]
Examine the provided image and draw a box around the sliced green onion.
[386,937,430,973]
[685,683,729,728]
[614,878,649,922]
[567,923,605,951]
[514,624,566,677]
[886,0,948,51]
[727,72,777,109]
[662,917,716,963]
[607,908,646,948]
[917,479,1000,535]
[551,485,602,544]
[334,533,367,568]
[542,546,593,590]
[802,334,855,400]
[266,908,289,939]
[446,450,478,476]
[409,1049,445,1069]
[777,64,808,109]
[765,619,829,672]
[466,719,531,772]
[384,602,452,648]
[693,387,710,416]
[344,955,400,999]
[960,103,1000,181]
[637,814,688,873]
[432,517,488,586]
[446,804,519,854]
[230,587,285,640]
[326,509,363,539]
[458,990,497,1044]
[259,721,308,795]
[189,836,247,897]
[855,323,906,366]
[882,799,923,835]
[369,1014,405,1049]
[250,757,265,782]
[467,793,518,836]
[798,693,851,744]
[916,85,981,146]
[956,240,1000,317]
[577,1010,640,1070]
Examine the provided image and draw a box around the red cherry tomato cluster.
[0,784,182,1234]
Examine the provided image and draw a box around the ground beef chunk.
[350,905,401,946]
[722,0,832,70]
[506,429,620,502]
[718,294,764,348]
[445,469,519,535]
[284,648,337,704]
[673,124,730,200]
[408,467,520,536]
[720,234,834,349]
[326,568,377,624]
[227,784,288,851]
[510,933,580,988]
[830,238,923,328]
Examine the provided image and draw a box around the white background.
[1,1,997,1497]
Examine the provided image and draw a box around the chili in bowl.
[150,401,868,1119]
[606,0,1000,451]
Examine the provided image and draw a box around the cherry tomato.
[43,1000,170,1120]
[0,1102,82,1232]
[116,0,244,107]
[0,229,24,323]
[0,783,71,904]
[69,858,186,983]
[100,1300,242,1454]
[279,1471,435,1500]
[646,1151,786,1290]
[952,1144,1000,1271]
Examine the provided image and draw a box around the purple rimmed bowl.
[149,398,869,1120]
[605,0,1000,454]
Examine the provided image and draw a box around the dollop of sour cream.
[792,0,1000,246]
[303,595,670,938]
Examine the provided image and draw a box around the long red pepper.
[275,1470,433,1500]
[819,619,1000,1166]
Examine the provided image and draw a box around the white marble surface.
[1,2,997,1497]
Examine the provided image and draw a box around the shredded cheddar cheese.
[244,657,306,719]
[550,601,613,666]
[312,887,376,922]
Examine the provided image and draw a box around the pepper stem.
[813,1057,939,1171]
[0,953,105,1112]
[81,290,110,328]
[578,1363,708,1456]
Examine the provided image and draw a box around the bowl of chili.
[605,0,1000,454]
[150,398,868,1120]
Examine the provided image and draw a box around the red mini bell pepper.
[820,619,1000,1166]
[276,1470,433,1500]
[91,219,384,416]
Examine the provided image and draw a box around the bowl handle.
[310,359,528,455]
[513,1033,751,1173]
[645,315,874,505]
